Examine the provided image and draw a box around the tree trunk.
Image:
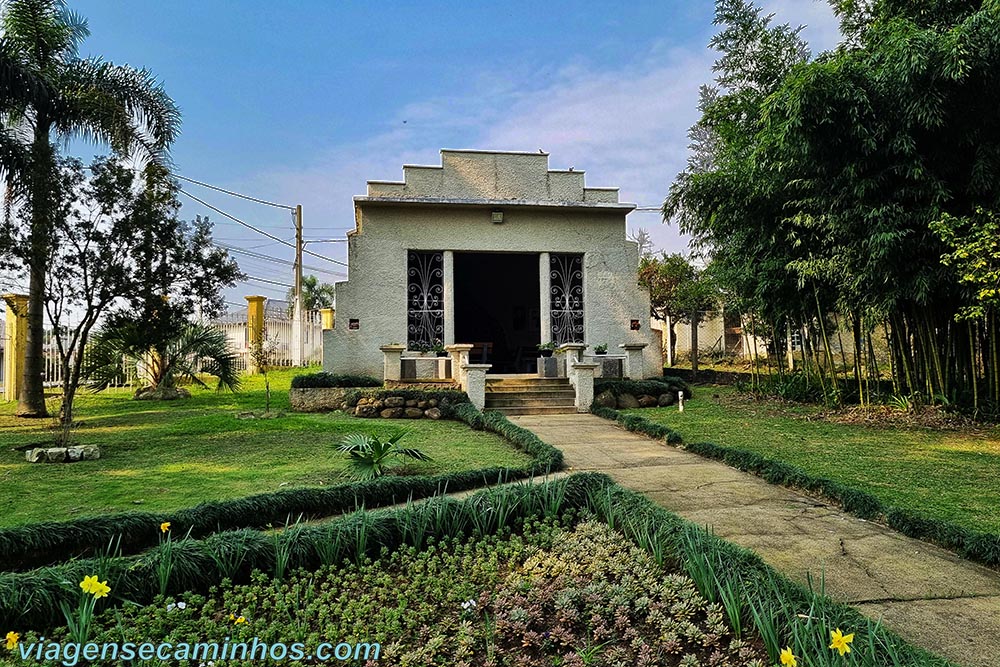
[690,313,699,374]
[16,122,53,418]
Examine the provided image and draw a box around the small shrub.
[290,372,382,389]
[337,431,432,481]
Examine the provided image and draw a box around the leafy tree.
[1,0,180,418]
[34,158,241,426]
[86,320,240,397]
[285,274,335,315]
[638,253,719,366]
[666,0,1000,411]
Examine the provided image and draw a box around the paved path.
[511,414,1000,667]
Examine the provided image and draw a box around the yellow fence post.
[245,295,266,374]
[320,307,335,330]
[2,294,28,403]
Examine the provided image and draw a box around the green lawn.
[629,386,1000,534]
[0,369,530,527]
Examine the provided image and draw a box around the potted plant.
[537,341,557,358]
[432,339,448,357]
[410,341,433,356]
[593,343,608,355]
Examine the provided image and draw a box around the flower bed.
[593,376,693,410]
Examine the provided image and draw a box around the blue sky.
[73,0,840,307]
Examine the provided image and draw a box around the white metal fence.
[1,302,325,400]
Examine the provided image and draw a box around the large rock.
[616,393,641,409]
[134,386,191,401]
[384,396,406,408]
[380,407,405,419]
[25,449,46,463]
[80,445,101,461]
[404,407,424,419]
[354,405,379,418]
[425,407,442,420]
[46,448,67,463]
[658,392,676,407]
[637,394,658,408]
[405,399,419,408]
[594,390,616,409]
[66,447,83,462]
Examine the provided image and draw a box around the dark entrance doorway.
[454,252,540,373]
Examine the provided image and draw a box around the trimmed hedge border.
[0,474,948,664]
[0,404,563,572]
[593,403,1000,569]
[590,406,683,444]
[290,372,382,389]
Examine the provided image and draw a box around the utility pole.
[292,204,304,367]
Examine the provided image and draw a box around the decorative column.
[446,343,474,385]
[2,294,28,403]
[570,362,599,413]
[539,252,551,344]
[559,343,586,386]
[461,364,492,410]
[379,344,406,382]
[320,308,335,330]
[443,250,455,345]
[620,343,648,379]
[245,295,266,374]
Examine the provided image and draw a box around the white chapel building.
[323,149,661,379]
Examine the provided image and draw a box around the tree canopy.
[667,0,1000,411]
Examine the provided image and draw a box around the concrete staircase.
[484,376,577,415]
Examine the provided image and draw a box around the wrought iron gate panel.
[407,250,444,348]
[549,253,584,344]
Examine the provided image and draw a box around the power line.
[175,174,296,211]
[246,275,294,288]
[216,243,346,278]
[179,188,349,268]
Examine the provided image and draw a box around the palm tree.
[336,432,431,481]
[2,0,180,417]
[85,321,240,398]
[285,274,336,315]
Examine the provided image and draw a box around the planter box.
[537,356,563,378]
[402,357,451,380]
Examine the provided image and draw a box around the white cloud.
[241,1,842,261]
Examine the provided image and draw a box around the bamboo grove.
[667,0,1000,415]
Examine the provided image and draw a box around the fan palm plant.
[85,321,240,397]
[2,0,180,417]
[337,431,432,481]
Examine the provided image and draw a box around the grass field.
[629,385,1000,534]
[0,369,530,526]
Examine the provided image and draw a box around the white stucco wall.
[324,150,662,378]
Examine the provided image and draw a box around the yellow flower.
[160,522,171,533]
[80,575,99,594]
[228,613,235,621]
[234,616,246,625]
[829,628,854,656]
[91,580,111,599]
[780,647,798,667]
[5,632,18,650]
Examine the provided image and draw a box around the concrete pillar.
[445,343,474,385]
[443,250,455,345]
[620,343,648,379]
[380,344,405,382]
[558,343,586,387]
[320,308,335,330]
[2,294,28,403]
[461,364,492,410]
[570,362,599,412]
[539,252,551,344]
[245,295,266,374]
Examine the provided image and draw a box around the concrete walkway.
[511,414,1000,667]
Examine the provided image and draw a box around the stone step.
[485,405,578,416]
[486,376,569,383]
[485,393,577,407]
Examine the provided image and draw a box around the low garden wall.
[289,372,466,419]
[592,376,692,410]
